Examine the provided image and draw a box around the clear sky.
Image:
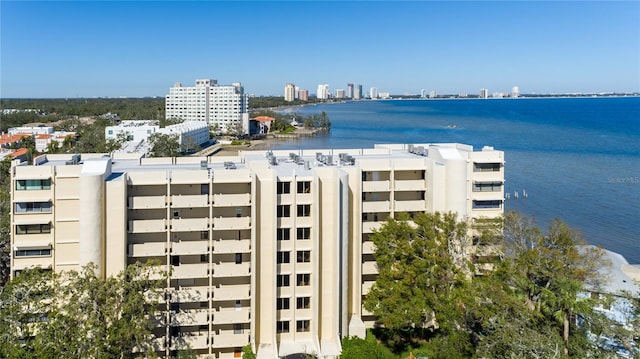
[1,1,639,98]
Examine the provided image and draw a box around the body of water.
[268,97,640,262]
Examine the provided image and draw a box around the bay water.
[271,97,640,262]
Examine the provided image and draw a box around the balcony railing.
[362,200,390,213]
[212,217,251,230]
[170,194,208,208]
[214,239,250,253]
[394,179,426,191]
[211,333,249,348]
[212,308,250,324]
[171,240,208,255]
[128,196,166,209]
[212,193,251,207]
[362,180,390,192]
[362,261,378,275]
[128,242,167,257]
[172,263,209,279]
[213,284,250,301]
[170,334,208,350]
[171,309,209,326]
[362,241,376,255]
[362,221,383,234]
[212,262,250,277]
[171,287,209,303]
[128,219,166,233]
[171,218,209,232]
[394,199,426,212]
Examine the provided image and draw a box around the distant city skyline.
[1,1,638,98]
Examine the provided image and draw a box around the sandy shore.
[211,128,323,157]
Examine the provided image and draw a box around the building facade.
[298,89,309,102]
[165,79,249,134]
[354,85,362,100]
[10,143,504,358]
[347,84,354,99]
[284,83,296,102]
[316,85,330,100]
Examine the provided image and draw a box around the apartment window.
[296,320,310,332]
[472,200,503,209]
[277,205,290,218]
[201,231,209,239]
[235,253,242,264]
[296,273,310,286]
[296,297,311,309]
[14,249,51,257]
[15,223,51,235]
[297,250,311,263]
[171,255,179,266]
[277,251,290,264]
[236,208,242,218]
[297,227,311,240]
[200,184,209,195]
[234,323,244,334]
[473,162,501,172]
[277,228,290,241]
[277,181,291,194]
[15,202,52,213]
[16,179,51,191]
[276,321,290,334]
[473,182,503,192]
[297,204,311,217]
[200,254,209,263]
[276,297,290,310]
[277,274,290,287]
[297,181,311,194]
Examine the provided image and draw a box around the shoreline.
[210,128,325,157]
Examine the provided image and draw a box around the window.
[473,162,501,172]
[277,205,290,218]
[277,181,291,194]
[297,273,310,286]
[234,323,244,334]
[472,182,502,192]
[297,250,311,263]
[296,297,310,309]
[200,184,209,195]
[16,179,51,191]
[235,253,242,264]
[297,227,310,240]
[296,320,310,332]
[14,249,51,257]
[472,200,503,209]
[171,255,179,266]
[277,297,290,310]
[277,228,290,241]
[277,274,290,287]
[15,223,51,235]
[200,254,209,263]
[201,231,209,239]
[297,204,311,217]
[236,207,242,218]
[277,251,290,264]
[276,321,290,333]
[15,202,52,213]
[297,181,311,194]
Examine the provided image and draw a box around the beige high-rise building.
[10,143,504,358]
[284,83,296,102]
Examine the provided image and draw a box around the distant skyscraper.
[295,86,300,100]
[165,79,248,133]
[369,87,378,99]
[335,89,345,99]
[284,83,295,102]
[511,86,520,98]
[479,88,489,99]
[354,85,362,100]
[429,90,437,99]
[299,89,309,101]
[316,84,330,100]
[347,83,354,99]
[421,89,427,98]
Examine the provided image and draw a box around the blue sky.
[1,1,638,98]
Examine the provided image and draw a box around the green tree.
[0,158,11,285]
[340,332,396,359]
[148,133,180,157]
[0,262,166,358]
[364,212,472,339]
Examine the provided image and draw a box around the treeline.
[248,96,324,110]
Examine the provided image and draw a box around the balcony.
[212,217,250,230]
[362,200,390,213]
[129,219,166,233]
[171,218,208,232]
[362,261,378,275]
[362,180,390,192]
[394,200,426,212]
[213,284,250,301]
[171,309,209,326]
[128,196,166,209]
[212,193,251,207]
[172,287,209,303]
[362,281,374,295]
[362,241,376,255]
[170,334,208,350]
[172,240,208,256]
[394,180,426,191]
[362,221,383,234]
[211,333,249,348]
[129,242,166,257]
[212,262,250,277]
[172,263,209,279]
[171,194,208,208]
[212,308,250,324]
[214,239,250,254]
